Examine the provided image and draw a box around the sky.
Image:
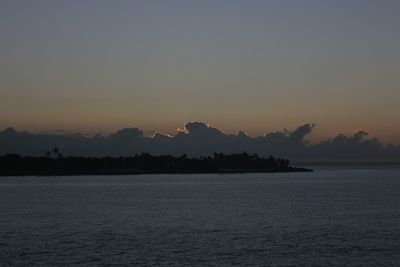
[1,0,399,143]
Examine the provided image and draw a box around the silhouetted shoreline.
[0,167,313,176]
[0,153,313,176]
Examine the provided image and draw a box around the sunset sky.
[1,0,399,143]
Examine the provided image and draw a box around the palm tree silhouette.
[52,147,62,159]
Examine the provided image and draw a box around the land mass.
[0,153,313,176]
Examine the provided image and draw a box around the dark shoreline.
[0,153,313,176]
[0,167,313,177]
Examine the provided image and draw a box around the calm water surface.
[1,166,400,266]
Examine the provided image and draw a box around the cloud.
[289,123,314,143]
[112,128,144,138]
[1,122,399,162]
[306,130,390,161]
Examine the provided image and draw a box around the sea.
[1,166,400,266]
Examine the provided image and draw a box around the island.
[0,152,313,176]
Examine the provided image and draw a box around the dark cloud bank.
[1,122,400,163]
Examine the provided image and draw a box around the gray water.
[1,166,400,266]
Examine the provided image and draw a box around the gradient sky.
[1,0,399,143]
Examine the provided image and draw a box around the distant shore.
[0,167,313,177]
[0,153,313,176]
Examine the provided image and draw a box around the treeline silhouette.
[0,151,312,176]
